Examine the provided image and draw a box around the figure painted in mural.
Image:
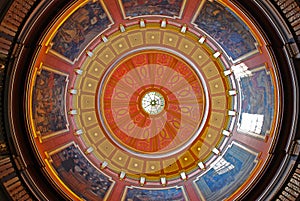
[52,145,112,200]
[238,69,274,135]
[194,1,257,60]
[195,144,257,201]
[125,187,186,201]
[32,70,67,135]
[52,2,111,61]
[122,0,183,18]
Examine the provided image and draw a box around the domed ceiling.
[22,0,281,200]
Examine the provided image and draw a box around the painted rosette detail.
[100,51,207,157]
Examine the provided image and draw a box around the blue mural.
[32,69,68,136]
[50,144,113,201]
[51,1,111,61]
[124,187,187,201]
[238,68,275,136]
[121,0,184,18]
[195,143,257,201]
[194,1,257,60]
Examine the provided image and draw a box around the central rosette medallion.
[99,51,208,157]
[141,91,165,115]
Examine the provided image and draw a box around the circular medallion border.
[99,50,208,158]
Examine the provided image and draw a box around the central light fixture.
[141,91,165,115]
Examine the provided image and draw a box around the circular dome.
[14,0,286,200]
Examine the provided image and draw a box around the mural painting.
[237,67,275,136]
[51,1,112,61]
[49,143,113,201]
[32,68,68,138]
[120,0,185,18]
[194,1,257,61]
[123,186,187,201]
[194,143,257,201]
